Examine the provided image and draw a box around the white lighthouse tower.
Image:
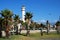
[21,5,25,22]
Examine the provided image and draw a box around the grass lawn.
[0,32,60,40]
[30,32,60,39]
[0,35,35,40]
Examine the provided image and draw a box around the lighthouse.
[21,5,25,22]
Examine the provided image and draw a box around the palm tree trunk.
[56,26,60,34]
[26,23,30,36]
[16,26,18,35]
[0,26,2,37]
[40,27,43,36]
[26,26,30,36]
[47,27,49,35]
[5,18,10,38]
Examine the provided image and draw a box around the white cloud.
[40,20,46,23]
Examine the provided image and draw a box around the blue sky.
[0,0,60,23]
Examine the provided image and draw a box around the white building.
[21,5,25,22]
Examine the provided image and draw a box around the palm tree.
[55,21,60,26]
[0,17,3,37]
[14,15,20,22]
[35,23,40,30]
[30,20,35,30]
[40,23,44,36]
[0,9,13,38]
[25,12,33,36]
[33,22,37,30]
[46,20,50,35]
[14,14,20,34]
[55,21,60,34]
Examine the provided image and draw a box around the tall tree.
[46,20,50,35]
[55,21,60,34]
[0,9,13,38]
[0,17,3,37]
[25,12,33,36]
[14,14,20,34]
[40,23,43,36]
[55,21,60,26]
[30,20,36,30]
